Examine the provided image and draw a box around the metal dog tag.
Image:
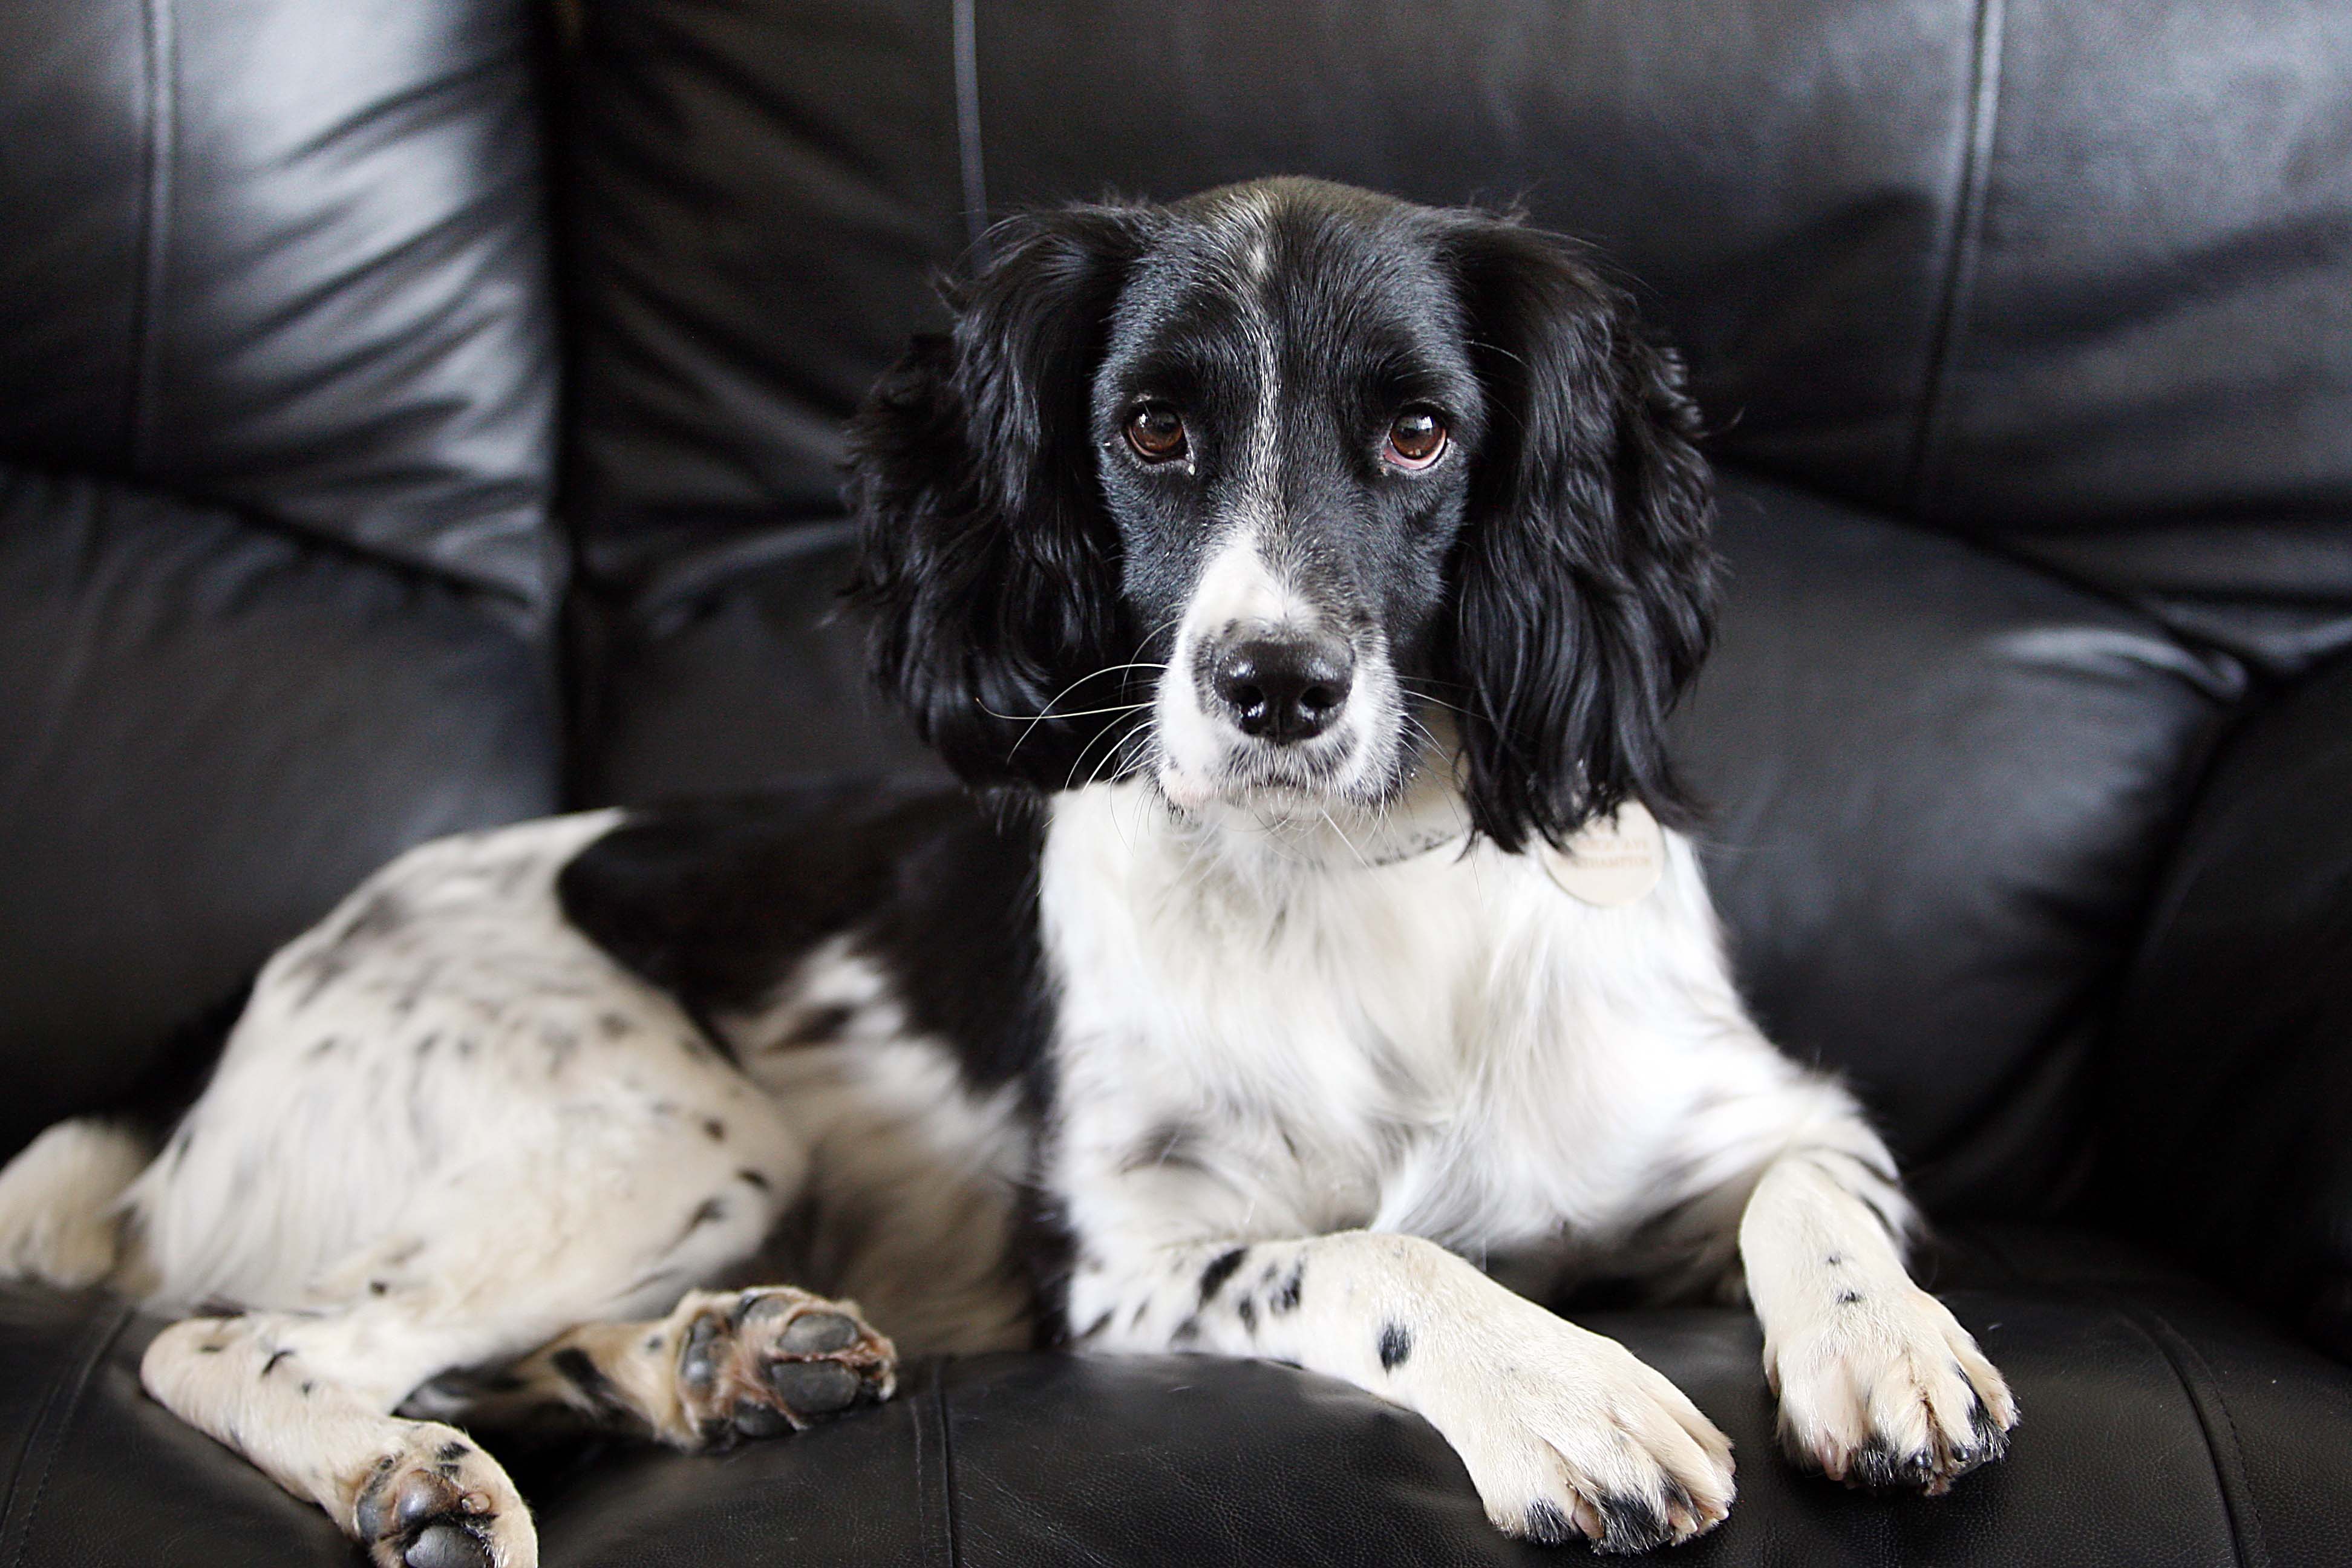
[1542,800,1665,907]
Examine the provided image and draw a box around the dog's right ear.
[844,205,1154,794]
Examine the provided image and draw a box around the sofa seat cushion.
[4,1224,2342,1566]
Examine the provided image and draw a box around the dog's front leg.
[1068,1232,1734,1552]
[1739,1146,2017,1491]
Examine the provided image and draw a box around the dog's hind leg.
[142,1308,540,1568]
[419,1285,896,1449]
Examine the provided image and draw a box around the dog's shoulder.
[558,777,1053,1091]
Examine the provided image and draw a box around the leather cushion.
[0,465,558,1161]
[2095,648,2352,1364]
[0,0,557,604]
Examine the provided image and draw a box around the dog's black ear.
[844,204,1153,793]
[1436,215,1717,853]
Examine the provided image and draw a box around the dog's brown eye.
[1383,408,1447,470]
[1126,403,1188,462]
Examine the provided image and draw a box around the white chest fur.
[1038,784,1779,1266]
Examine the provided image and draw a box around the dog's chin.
[1151,742,1401,823]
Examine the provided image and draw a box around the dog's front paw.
[1767,1285,2016,1494]
[351,1426,535,1568]
[1434,1318,1734,1553]
[670,1286,897,1446]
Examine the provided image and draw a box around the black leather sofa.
[5,1,2350,1563]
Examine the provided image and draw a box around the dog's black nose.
[1212,638,1354,743]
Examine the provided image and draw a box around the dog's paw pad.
[674,1289,896,1445]
[1771,1286,2017,1494]
[353,1431,529,1568]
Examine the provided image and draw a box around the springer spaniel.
[0,177,2013,1566]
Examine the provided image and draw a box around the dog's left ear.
[1436,215,1717,854]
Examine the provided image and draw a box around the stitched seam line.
[912,1359,956,1568]
[952,0,988,256]
[1905,0,2004,520]
[129,0,176,469]
[0,1298,137,1568]
[2101,1290,2272,1568]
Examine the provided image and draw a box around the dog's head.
[846,177,1714,851]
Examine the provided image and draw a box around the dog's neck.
[1078,761,1475,883]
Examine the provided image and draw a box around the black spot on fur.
[1171,1315,1201,1345]
[1377,1321,1413,1371]
[596,1011,636,1040]
[736,1168,769,1191]
[1198,1247,1249,1304]
[551,1348,629,1420]
[1836,1289,1864,1305]
[1270,1261,1305,1314]
[1523,1498,1575,1545]
[437,1441,469,1462]
[197,1342,223,1354]
[260,1348,291,1378]
[1824,1252,1844,1267]
[370,1279,390,1296]
[685,1197,728,1233]
[1235,1296,1256,1333]
[702,1118,727,1142]
[299,1380,314,1396]
[1077,1310,1112,1342]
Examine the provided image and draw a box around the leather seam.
[1906,0,2004,520]
[911,1359,957,1568]
[129,0,176,469]
[952,0,989,255]
[0,1297,137,1568]
[2102,1290,2273,1568]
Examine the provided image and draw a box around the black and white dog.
[0,177,2013,1567]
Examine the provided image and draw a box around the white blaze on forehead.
[1185,526,1309,640]
[1202,189,1286,532]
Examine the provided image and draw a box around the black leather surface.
[0,0,559,607]
[7,1224,2347,1566]
[1677,475,2243,1212]
[1916,1,2352,676]
[0,466,559,1163]
[2095,650,2352,1366]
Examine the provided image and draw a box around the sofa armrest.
[2097,652,2352,1362]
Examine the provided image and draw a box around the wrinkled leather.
[2096,650,2352,1365]
[0,0,558,607]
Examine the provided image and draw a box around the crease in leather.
[953,0,988,252]
[131,0,175,468]
[1907,0,2004,515]
[0,1296,136,1568]
[912,1359,958,1568]
[2098,1289,2273,1568]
